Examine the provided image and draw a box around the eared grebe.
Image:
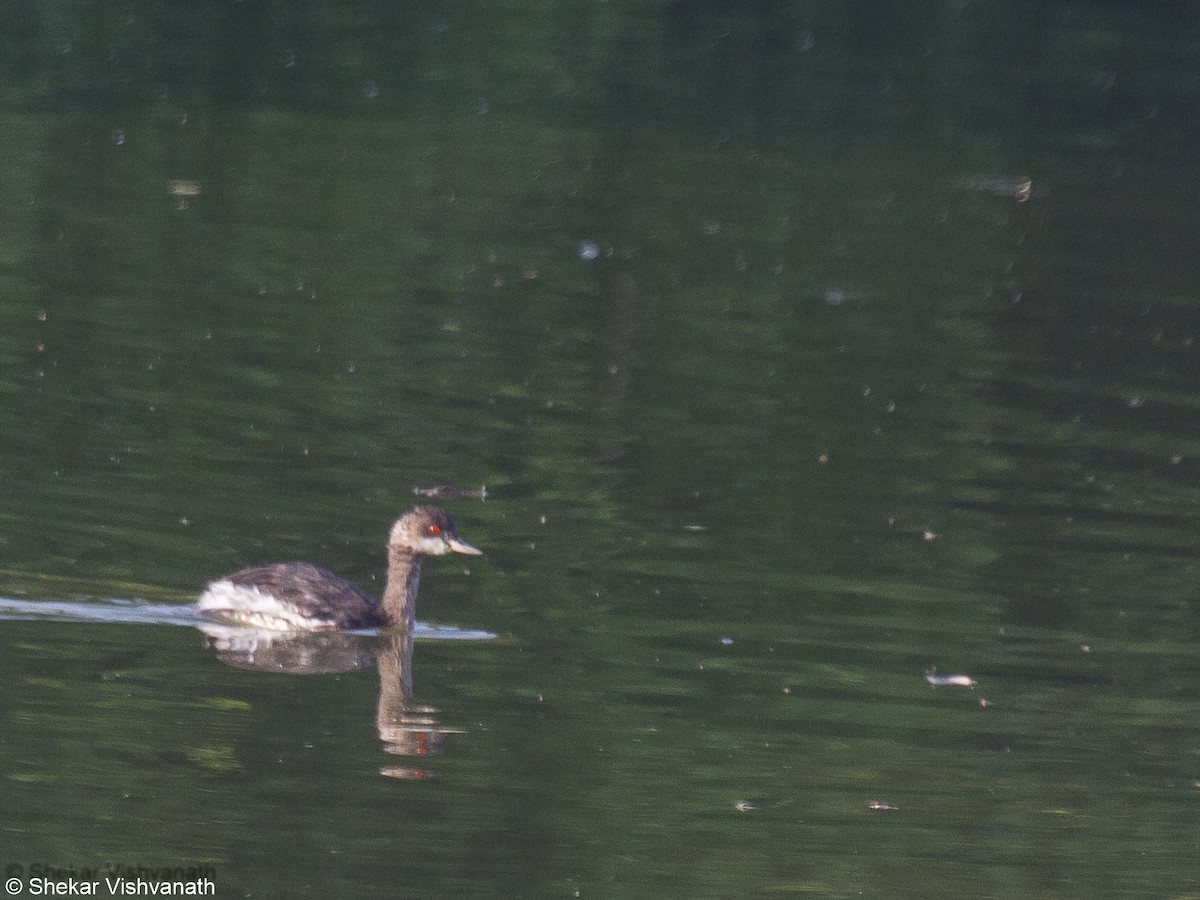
[197,505,481,631]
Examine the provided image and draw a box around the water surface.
[3,2,1200,897]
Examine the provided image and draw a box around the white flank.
[197,580,335,631]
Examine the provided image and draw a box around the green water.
[3,2,1200,897]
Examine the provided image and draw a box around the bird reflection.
[199,622,463,778]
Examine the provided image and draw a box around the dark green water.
[3,2,1200,897]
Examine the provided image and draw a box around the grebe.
[197,505,481,631]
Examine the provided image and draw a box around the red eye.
[427,524,441,536]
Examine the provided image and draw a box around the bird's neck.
[381,548,422,628]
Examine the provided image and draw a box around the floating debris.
[925,667,976,688]
[734,800,759,812]
[167,179,202,210]
[412,484,488,500]
[167,179,202,198]
[953,173,1033,202]
[868,800,898,811]
[379,766,438,780]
